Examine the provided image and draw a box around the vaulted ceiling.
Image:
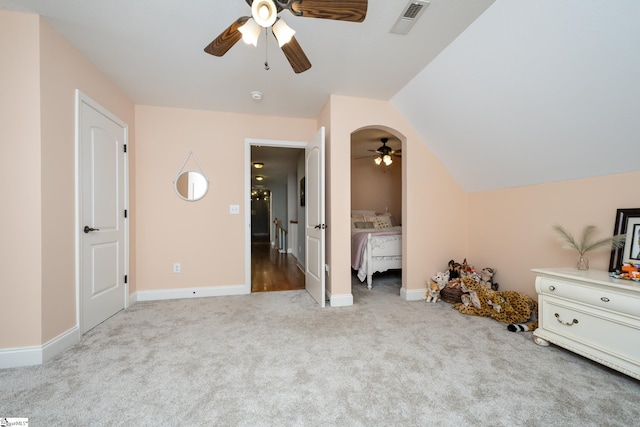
[392,0,640,192]
[1,0,638,192]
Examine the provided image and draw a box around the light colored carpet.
[1,271,639,426]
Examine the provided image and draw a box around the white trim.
[0,326,80,369]
[244,137,307,297]
[42,326,81,363]
[401,287,426,301]
[328,292,353,307]
[75,90,130,335]
[133,284,249,302]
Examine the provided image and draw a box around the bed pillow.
[372,215,392,229]
[354,221,375,229]
[365,212,395,226]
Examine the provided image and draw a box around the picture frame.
[630,224,640,261]
[300,177,305,207]
[608,208,640,272]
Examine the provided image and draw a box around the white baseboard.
[401,287,426,301]
[0,325,80,369]
[133,284,249,302]
[329,292,353,307]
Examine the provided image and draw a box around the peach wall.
[469,172,640,299]
[38,18,135,343]
[134,105,316,292]
[350,156,402,223]
[326,95,469,298]
[0,10,42,347]
[0,10,135,350]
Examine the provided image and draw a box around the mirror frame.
[175,170,209,202]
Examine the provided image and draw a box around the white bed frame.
[360,232,402,289]
[352,210,402,289]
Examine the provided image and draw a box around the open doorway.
[350,128,403,293]
[249,145,305,292]
[251,189,271,243]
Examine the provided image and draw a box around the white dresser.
[532,268,640,380]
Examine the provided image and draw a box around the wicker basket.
[441,286,464,304]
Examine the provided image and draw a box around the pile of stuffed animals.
[425,259,537,332]
[425,259,497,303]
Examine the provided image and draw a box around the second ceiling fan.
[369,137,401,166]
[204,0,368,74]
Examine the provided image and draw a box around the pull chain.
[264,27,270,70]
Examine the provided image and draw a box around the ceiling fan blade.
[204,17,249,57]
[279,36,312,73]
[290,0,367,22]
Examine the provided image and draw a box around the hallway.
[251,242,305,292]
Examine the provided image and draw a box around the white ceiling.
[250,145,302,188]
[2,0,638,192]
[0,0,492,118]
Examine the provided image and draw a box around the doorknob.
[314,224,326,229]
[84,226,100,233]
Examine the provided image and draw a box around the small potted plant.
[552,225,626,270]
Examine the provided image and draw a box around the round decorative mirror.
[175,170,208,201]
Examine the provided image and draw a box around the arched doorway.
[350,127,404,294]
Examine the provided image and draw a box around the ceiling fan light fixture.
[252,0,278,27]
[239,18,261,46]
[272,18,296,47]
[383,155,393,166]
[374,156,382,166]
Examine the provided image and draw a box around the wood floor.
[251,242,305,292]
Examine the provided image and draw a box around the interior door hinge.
[124,144,127,153]
[124,275,128,284]
[124,209,128,218]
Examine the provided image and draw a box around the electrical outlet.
[173,263,181,273]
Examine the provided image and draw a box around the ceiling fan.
[368,137,401,166]
[204,0,368,74]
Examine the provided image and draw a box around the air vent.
[390,1,430,35]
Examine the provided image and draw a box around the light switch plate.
[229,204,240,214]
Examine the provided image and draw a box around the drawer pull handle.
[549,285,556,291]
[600,297,610,302]
[555,313,578,326]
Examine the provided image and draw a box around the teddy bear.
[447,260,461,279]
[425,271,449,303]
[480,267,499,290]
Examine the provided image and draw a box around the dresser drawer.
[540,297,640,362]
[537,276,640,319]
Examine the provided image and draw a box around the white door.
[78,93,128,333]
[305,127,326,307]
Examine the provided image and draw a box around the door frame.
[244,138,306,295]
[75,90,130,332]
